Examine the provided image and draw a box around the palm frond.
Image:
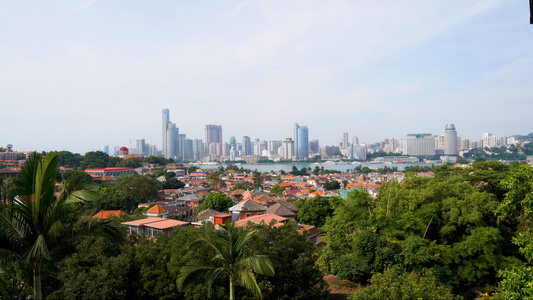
[25,234,51,261]
[177,262,216,292]
[235,269,262,299]
[238,254,275,277]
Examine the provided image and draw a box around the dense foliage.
[197,192,234,212]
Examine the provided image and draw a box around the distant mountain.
[511,133,533,141]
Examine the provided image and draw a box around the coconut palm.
[177,222,275,299]
[0,152,123,300]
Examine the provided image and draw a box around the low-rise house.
[266,202,299,220]
[92,210,127,219]
[122,217,188,238]
[228,199,267,221]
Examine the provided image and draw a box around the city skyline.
[1,1,532,153]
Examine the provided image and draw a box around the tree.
[349,269,456,300]
[296,196,334,229]
[494,164,533,298]
[48,236,136,300]
[270,184,286,194]
[245,221,330,300]
[177,222,275,300]
[187,166,198,175]
[323,180,341,190]
[0,152,123,300]
[198,193,235,213]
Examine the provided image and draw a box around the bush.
[349,269,458,300]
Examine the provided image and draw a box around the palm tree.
[0,152,122,300]
[177,222,275,299]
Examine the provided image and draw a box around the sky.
[1,1,532,154]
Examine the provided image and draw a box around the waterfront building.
[166,123,179,159]
[444,124,458,156]
[294,123,299,160]
[162,108,170,158]
[403,134,436,156]
[342,133,349,149]
[242,136,252,156]
[298,126,309,159]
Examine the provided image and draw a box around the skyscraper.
[205,124,223,154]
[444,124,458,156]
[242,136,252,156]
[297,126,309,159]
[166,123,179,159]
[162,109,169,158]
[342,133,349,149]
[294,123,299,160]
[229,136,237,151]
[136,138,146,156]
[103,145,109,155]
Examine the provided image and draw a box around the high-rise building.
[229,136,237,151]
[352,136,359,146]
[192,139,204,161]
[444,124,458,156]
[242,136,252,156]
[294,123,299,160]
[148,144,158,156]
[281,138,294,160]
[268,140,282,152]
[482,133,497,148]
[205,124,223,155]
[183,139,193,161]
[461,139,470,150]
[342,133,349,149]
[178,134,186,159]
[297,126,309,159]
[103,145,109,155]
[309,139,320,154]
[166,123,179,159]
[403,134,436,156]
[162,109,170,158]
[136,139,146,156]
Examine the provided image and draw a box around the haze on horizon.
[1,1,532,154]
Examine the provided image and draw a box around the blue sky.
[1,1,531,153]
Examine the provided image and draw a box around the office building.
[103,145,109,155]
[294,123,299,160]
[297,126,309,159]
[229,136,237,151]
[162,109,170,158]
[342,133,349,149]
[148,144,158,157]
[205,124,223,155]
[352,136,359,146]
[403,134,436,156]
[242,136,252,156]
[166,124,179,159]
[281,138,294,160]
[309,139,320,154]
[136,139,146,156]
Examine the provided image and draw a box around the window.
[246,213,251,218]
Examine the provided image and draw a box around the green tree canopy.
[198,193,234,213]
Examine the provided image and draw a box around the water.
[195,162,437,173]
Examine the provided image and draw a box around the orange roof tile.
[147,205,168,214]
[92,210,126,219]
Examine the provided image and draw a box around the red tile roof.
[147,205,167,214]
[92,210,126,219]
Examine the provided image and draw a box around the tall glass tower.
[162,109,170,158]
[297,126,309,159]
